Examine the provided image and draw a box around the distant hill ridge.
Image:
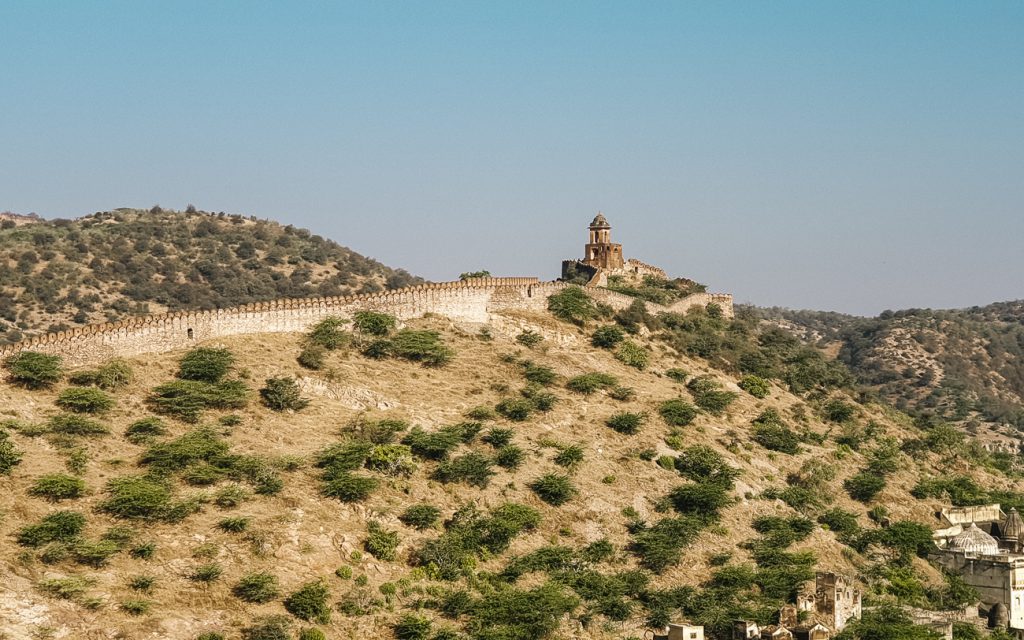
[0,207,421,344]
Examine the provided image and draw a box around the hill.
[2,288,1018,639]
[753,303,1024,436]
[0,207,421,345]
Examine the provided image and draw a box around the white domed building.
[947,523,1001,557]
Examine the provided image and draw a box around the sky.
[1,1,1022,316]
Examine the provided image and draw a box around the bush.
[483,427,514,448]
[48,413,109,436]
[629,516,702,571]
[306,316,350,349]
[738,375,770,398]
[495,445,525,470]
[591,325,625,349]
[321,472,379,502]
[125,417,167,444]
[29,473,86,501]
[668,482,732,517]
[0,431,24,475]
[233,572,280,603]
[140,427,229,471]
[297,344,326,370]
[17,510,87,547]
[99,475,173,520]
[401,427,462,459]
[615,340,649,369]
[353,311,397,337]
[608,385,635,401]
[178,347,234,383]
[433,452,495,488]
[388,330,454,367]
[553,445,584,469]
[824,398,856,423]
[548,286,597,325]
[665,368,689,383]
[693,388,737,415]
[241,616,292,640]
[516,331,543,348]
[365,521,400,561]
[752,409,801,455]
[845,471,886,503]
[400,504,441,530]
[521,384,557,411]
[674,445,738,485]
[68,359,133,390]
[496,397,533,421]
[284,579,331,624]
[606,412,647,435]
[566,372,617,395]
[462,582,578,640]
[54,386,114,414]
[298,629,327,640]
[4,351,63,388]
[394,614,433,640]
[530,473,577,506]
[191,562,224,583]
[658,399,698,427]
[366,444,416,477]
[120,599,152,616]
[217,516,250,533]
[148,379,248,423]
[522,362,556,386]
[260,377,310,411]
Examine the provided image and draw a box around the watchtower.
[583,213,624,270]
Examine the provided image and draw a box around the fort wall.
[0,277,733,366]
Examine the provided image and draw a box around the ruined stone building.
[732,573,860,640]
[561,213,671,287]
[649,622,705,640]
[932,505,1024,631]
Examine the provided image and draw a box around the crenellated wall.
[0,277,733,366]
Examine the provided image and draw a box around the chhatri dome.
[949,523,1000,556]
[589,212,610,229]
[1002,507,1024,541]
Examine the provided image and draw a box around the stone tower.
[583,213,624,270]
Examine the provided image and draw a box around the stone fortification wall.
[621,258,667,279]
[0,277,733,366]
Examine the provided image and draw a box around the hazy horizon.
[3,2,1022,315]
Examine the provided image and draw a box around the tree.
[4,351,63,388]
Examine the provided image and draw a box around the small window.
[187,328,194,339]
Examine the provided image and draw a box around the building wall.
[933,552,1024,629]
[0,277,733,367]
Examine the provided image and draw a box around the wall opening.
[187,328,194,340]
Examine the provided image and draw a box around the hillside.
[753,303,1024,437]
[0,208,421,345]
[2,291,1019,639]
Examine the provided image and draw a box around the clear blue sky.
[2,1,1021,315]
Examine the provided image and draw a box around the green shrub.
[48,413,109,436]
[233,572,280,603]
[522,362,557,386]
[400,505,441,530]
[297,344,326,370]
[591,325,626,349]
[823,398,856,423]
[738,375,770,398]
[365,444,416,476]
[608,385,635,401]
[462,582,578,639]
[353,311,397,337]
[217,516,250,533]
[665,368,689,383]
[629,516,702,571]
[433,452,495,488]
[178,347,234,383]
[17,511,86,547]
[68,359,133,390]
[466,405,496,420]
[606,412,647,435]
[615,340,649,369]
[674,446,738,486]
[99,475,173,520]
[321,472,379,502]
[365,521,400,561]
[530,473,577,506]
[38,575,93,600]
[141,427,229,471]
[752,409,801,455]
[566,372,618,394]
[120,599,152,615]
[483,427,514,448]
[548,286,596,325]
[197,633,226,640]
[0,431,24,475]
[284,579,331,624]
[516,330,543,348]
[306,316,351,349]
[29,473,86,501]
[668,482,732,517]
[260,376,310,411]
[129,575,155,593]
[71,539,121,567]
[213,484,250,509]
[4,351,63,388]
[56,387,115,414]
[658,399,698,427]
[401,427,462,459]
[125,417,167,444]
[387,330,454,367]
[845,472,886,503]
[521,384,557,412]
[693,389,737,415]
[241,616,292,640]
[553,445,584,469]
[298,629,327,640]
[148,379,248,423]
[316,440,373,470]
[495,444,525,470]
[394,614,433,640]
[496,397,533,421]
[130,541,157,559]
